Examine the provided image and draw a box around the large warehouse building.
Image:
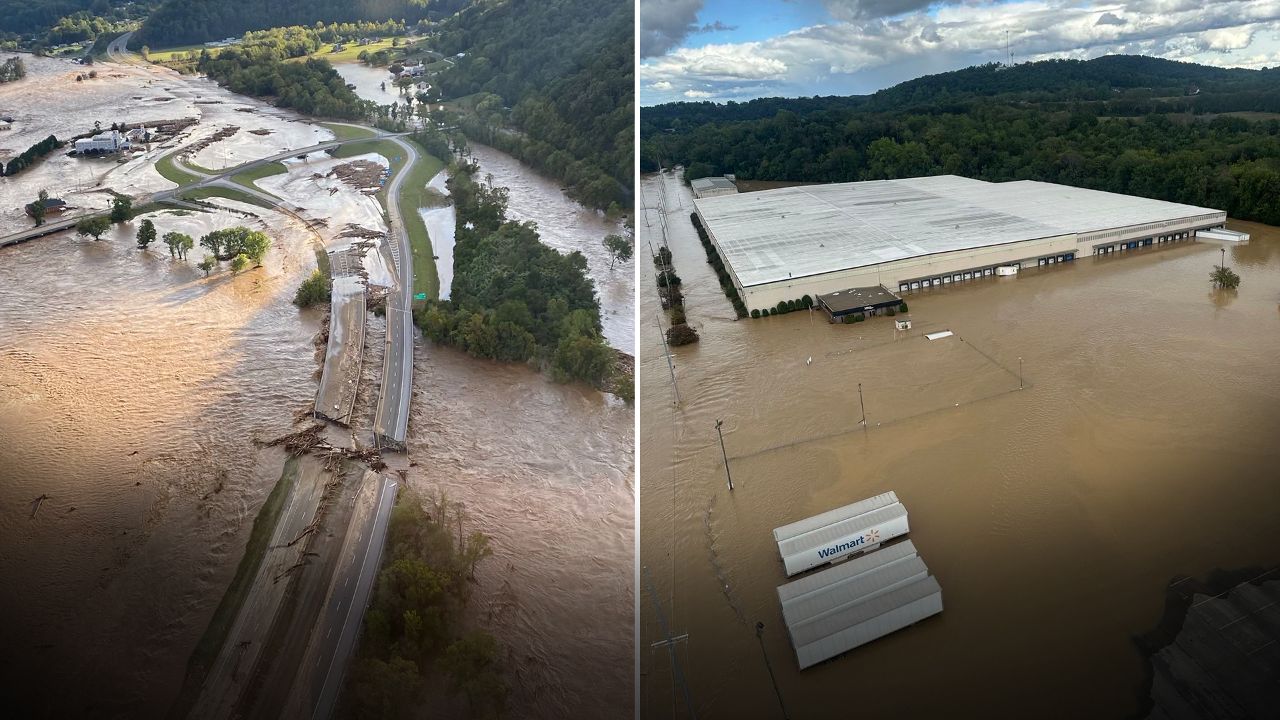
[692,175,1231,314]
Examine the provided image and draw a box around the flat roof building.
[693,175,1228,314]
[691,176,737,199]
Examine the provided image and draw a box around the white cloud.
[640,0,1280,104]
[651,80,674,90]
[684,89,715,98]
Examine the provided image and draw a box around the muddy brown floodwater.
[638,171,1280,719]
[0,207,320,718]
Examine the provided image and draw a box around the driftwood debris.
[29,494,49,518]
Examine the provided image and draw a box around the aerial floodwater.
[638,171,1280,719]
[0,206,319,717]
[335,60,637,717]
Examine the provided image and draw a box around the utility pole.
[716,419,733,491]
[657,313,680,405]
[1018,356,1023,390]
[1220,246,1226,270]
[755,622,790,719]
[857,382,867,426]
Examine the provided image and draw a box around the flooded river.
[0,208,320,717]
[638,171,1280,718]
[334,62,636,716]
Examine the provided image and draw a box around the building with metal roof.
[690,176,738,199]
[692,175,1228,314]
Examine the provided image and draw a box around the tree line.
[641,57,1280,226]
[429,0,632,211]
[413,160,617,389]
[3,135,62,177]
[343,489,502,718]
[197,28,373,119]
[133,0,466,48]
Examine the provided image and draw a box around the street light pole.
[716,419,733,491]
[857,382,867,426]
[1019,356,1023,390]
[1220,247,1226,270]
[755,622,790,719]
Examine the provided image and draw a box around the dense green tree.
[293,269,331,307]
[439,631,506,718]
[1211,265,1241,289]
[29,189,48,226]
[602,233,632,269]
[197,254,215,277]
[230,253,249,274]
[135,218,156,249]
[109,195,132,223]
[75,215,110,241]
[163,231,194,260]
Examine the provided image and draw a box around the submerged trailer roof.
[791,575,943,669]
[773,491,899,543]
[694,175,1224,288]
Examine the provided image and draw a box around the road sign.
[413,292,426,300]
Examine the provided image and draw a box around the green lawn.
[398,141,446,301]
[319,122,379,142]
[230,162,287,195]
[312,37,398,63]
[155,150,203,186]
[146,44,223,62]
[181,186,275,210]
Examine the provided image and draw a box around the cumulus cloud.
[684,89,715,98]
[640,0,1280,104]
[640,0,705,58]
[823,0,937,21]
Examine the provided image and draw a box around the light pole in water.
[1221,247,1226,270]
[755,622,790,719]
[716,419,733,492]
[1019,356,1023,390]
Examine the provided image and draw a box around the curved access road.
[372,135,418,450]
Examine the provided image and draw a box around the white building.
[74,130,131,154]
[693,175,1229,314]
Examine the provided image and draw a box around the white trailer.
[790,575,943,670]
[774,493,909,576]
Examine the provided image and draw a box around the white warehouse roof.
[694,175,1224,288]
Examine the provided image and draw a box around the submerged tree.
[136,219,157,249]
[163,231,194,260]
[109,195,133,224]
[602,233,632,270]
[1211,265,1241,289]
[197,254,216,277]
[29,189,49,226]
[75,216,111,241]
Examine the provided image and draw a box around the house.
[74,130,131,154]
[124,127,151,142]
[25,197,68,217]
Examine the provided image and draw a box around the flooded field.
[0,52,338,228]
[638,171,1280,719]
[0,206,320,717]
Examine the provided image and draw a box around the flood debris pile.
[327,160,388,194]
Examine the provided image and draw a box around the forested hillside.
[134,0,465,48]
[641,56,1280,226]
[0,0,153,45]
[198,27,371,119]
[432,0,632,210]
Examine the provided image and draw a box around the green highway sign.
[414,293,427,300]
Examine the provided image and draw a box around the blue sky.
[640,0,1280,105]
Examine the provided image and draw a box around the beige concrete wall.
[737,234,1077,313]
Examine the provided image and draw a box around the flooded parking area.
[638,171,1280,719]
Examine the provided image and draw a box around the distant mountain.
[639,55,1280,226]
[642,55,1280,132]
[133,0,466,48]
[432,0,633,207]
